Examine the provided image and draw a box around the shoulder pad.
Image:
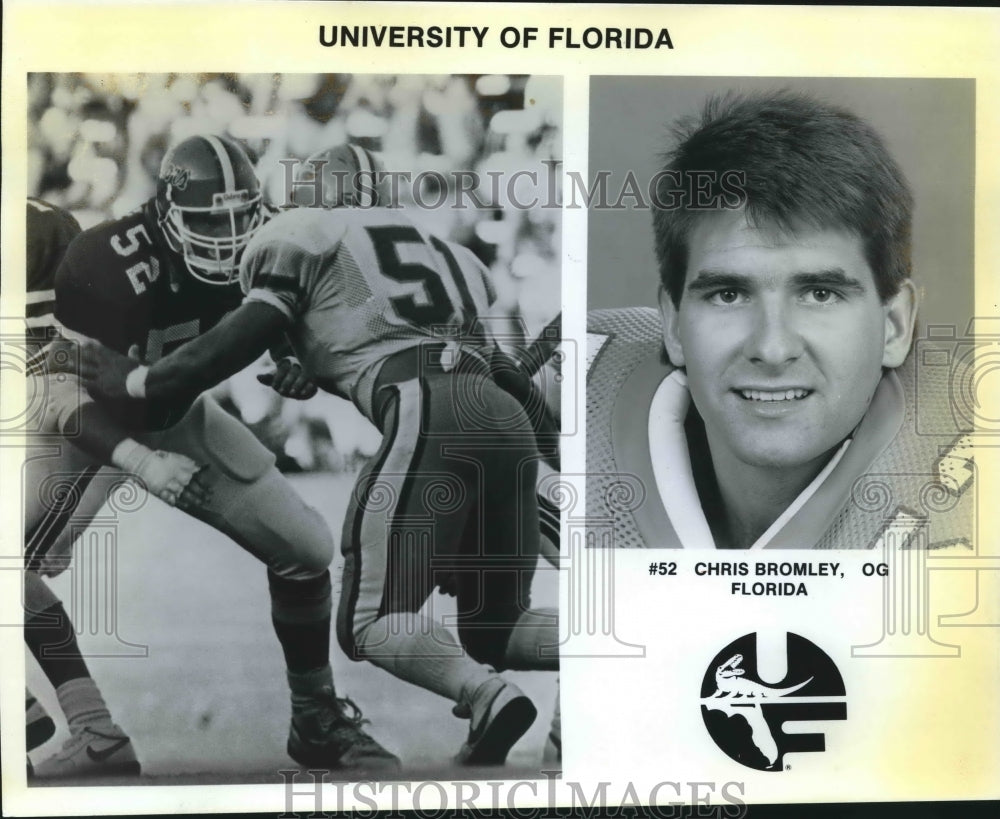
[249,208,348,256]
[587,306,664,379]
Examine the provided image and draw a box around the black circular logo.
[700,633,846,771]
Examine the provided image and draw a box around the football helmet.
[291,143,388,208]
[155,134,264,285]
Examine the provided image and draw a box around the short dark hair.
[652,90,913,307]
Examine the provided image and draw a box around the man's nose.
[742,299,804,366]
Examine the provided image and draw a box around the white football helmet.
[290,143,388,209]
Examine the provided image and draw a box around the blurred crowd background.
[28,72,562,472]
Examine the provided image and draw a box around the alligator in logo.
[700,633,846,771]
[161,163,190,190]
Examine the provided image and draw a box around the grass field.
[25,471,559,784]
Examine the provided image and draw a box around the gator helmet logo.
[700,633,846,771]
[161,164,190,190]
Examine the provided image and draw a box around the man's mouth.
[737,388,812,402]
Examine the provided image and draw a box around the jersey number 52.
[110,224,160,295]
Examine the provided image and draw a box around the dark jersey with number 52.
[54,202,242,429]
[239,207,497,422]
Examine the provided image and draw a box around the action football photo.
[585,76,976,552]
[21,72,562,784]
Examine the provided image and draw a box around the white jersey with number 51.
[239,207,497,417]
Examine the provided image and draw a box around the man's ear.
[657,285,685,368]
[882,279,918,368]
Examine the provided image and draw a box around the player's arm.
[259,334,318,400]
[81,213,321,403]
[145,302,288,403]
[42,376,209,509]
[79,301,288,405]
[242,214,327,400]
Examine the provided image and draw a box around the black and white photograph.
[586,77,976,551]
[18,71,562,785]
[3,3,999,816]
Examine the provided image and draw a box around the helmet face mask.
[160,189,263,284]
[156,135,264,285]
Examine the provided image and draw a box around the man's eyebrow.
[685,270,752,294]
[685,268,868,294]
[789,270,867,292]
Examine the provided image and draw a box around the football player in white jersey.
[588,91,973,551]
[77,144,559,767]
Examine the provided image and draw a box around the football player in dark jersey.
[25,197,213,777]
[587,91,972,551]
[76,144,560,768]
[32,138,398,775]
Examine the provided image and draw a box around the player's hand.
[39,339,79,376]
[78,339,136,400]
[176,465,212,511]
[134,450,212,509]
[257,356,318,400]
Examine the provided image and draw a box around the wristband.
[111,438,153,475]
[125,365,149,399]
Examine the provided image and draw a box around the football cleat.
[287,689,400,772]
[29,724,140,779]
[26,694,56,751]
[454,677,537,766]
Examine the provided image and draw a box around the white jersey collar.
[647,370,851,550]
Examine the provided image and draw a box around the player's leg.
[337,379,483,694]
[451,378,558,672]
[337,375,536,766]
[446,375,555,762]
[25,690,55,752]
[449,374,560,761]
[150,395,397,770]
[23,442,140,777]
[24,571,140,777]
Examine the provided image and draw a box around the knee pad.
[206,464,333,581]
[271,501,334,578]
[299,507,335,573]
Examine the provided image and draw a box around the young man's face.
[659,210,915,472]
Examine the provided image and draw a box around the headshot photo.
[586,77,976,550]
